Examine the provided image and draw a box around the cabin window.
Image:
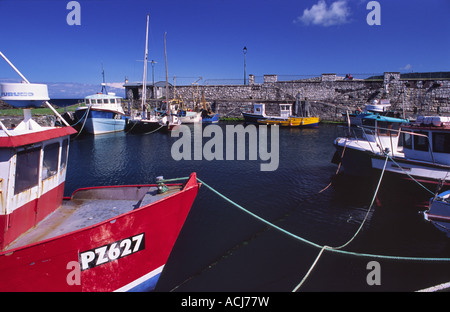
[14,147,40,194]
[86,99,90,105]
[403,132,412,149]
[377,121,389,135]
[103,99,108,104]
[414,131,429,151]
[362,119,376,134]
[433,132,450,153]
[61,139,69,169]
[42,143,59,180]
[110,98,115,104]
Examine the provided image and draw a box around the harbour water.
[65,123,450,292]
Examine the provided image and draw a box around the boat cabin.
[401,116,450,165]
[251,103,266,117]
[85,93,124,112]
[0,112,76,250]
[280,104,292,119]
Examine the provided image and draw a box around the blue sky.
[0,0,449,98]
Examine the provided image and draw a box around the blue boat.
[424,190,450,237]
[74,92,126,135]
[201,110,219,123]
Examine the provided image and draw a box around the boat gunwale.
[75,106,127,116]
[1,174,199,255]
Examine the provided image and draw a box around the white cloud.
[46,82,125,98]
[294,0,351,27]
[106,82,125,89]
[400,64,412,71]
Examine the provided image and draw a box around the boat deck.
[5,184,183,251]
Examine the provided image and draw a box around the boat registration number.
[79,233,145,271]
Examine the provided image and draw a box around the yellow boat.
[257,116,319,127]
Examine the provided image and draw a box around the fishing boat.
[201,110,219,123]
[370,116,450,203]
[332,101,408,177]
[257,99,319,128]
[70,65,126,135]
[244,100,319,127]
[125,15,163,135]
[74,91,126,135]
[259,116,319,127]
[179,110,202,123]
[345,99,393,126]
[242,103,268,124]
[199,93,219,123]
[125,111,165,134]
[159,32,181,131]
[243,103,291,124]
[424,190,450,237]
[171,97,202,124]
[0,51,201,292]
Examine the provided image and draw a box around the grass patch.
[0,105,78,116]
[219,117,244,121]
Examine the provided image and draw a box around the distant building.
[123,81,172,100]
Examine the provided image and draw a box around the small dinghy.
[424,190,450,237]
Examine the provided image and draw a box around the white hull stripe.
[114,265,164,292]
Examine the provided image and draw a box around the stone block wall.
[146,72,450,121]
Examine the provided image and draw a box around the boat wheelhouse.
[242,103,268,124]
[371,116,450,197]
[0,110,76,250]
[333,105,408,177]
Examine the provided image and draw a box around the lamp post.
[243,46,247,85]
[151,60,157,99]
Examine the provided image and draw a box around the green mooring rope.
[163,171,450,291]
[163,175,450,263]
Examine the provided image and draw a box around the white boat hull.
[85,117,126,135]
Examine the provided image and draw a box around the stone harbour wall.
[165,72,450,121]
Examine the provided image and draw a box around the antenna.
[101,63,108,94]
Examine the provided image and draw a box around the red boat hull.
[0,174,200,292]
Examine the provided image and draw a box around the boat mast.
[164,32,169,115]
[142,14,150,116]
[0,51,30,83]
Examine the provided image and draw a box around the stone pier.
[125,72,450,121]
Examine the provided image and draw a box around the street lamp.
[243,46,247,85]
[151,60,157,99]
